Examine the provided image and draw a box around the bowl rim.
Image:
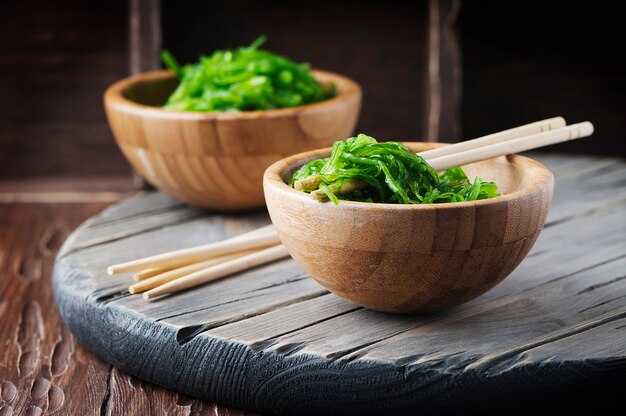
[103,68,361,119]
[263,142,555,211]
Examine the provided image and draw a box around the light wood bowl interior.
[263,143,555,313]
[104,69,361,211]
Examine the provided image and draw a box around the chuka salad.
[290,134,499,204]
[160,36,335,112]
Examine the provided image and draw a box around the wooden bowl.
[104,69,361,211]
[263,143,554,313]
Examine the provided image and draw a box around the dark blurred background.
[1,0,624,180]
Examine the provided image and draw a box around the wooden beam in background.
[129,0,162,74]
[129,0,161,188]
[426,0,462,142]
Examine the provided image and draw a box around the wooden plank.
[546,163,626,223]
[529,153,597,172]
[512,153,626,225]
[341,249,626,363]
[126,262,321,324]
[86,193,185,227]
[59,193,269,259]
[535,154,622,178]
[58,219,272,298]
[507,315,626,363]
[207,294,360,344]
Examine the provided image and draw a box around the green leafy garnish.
[160,36,335,112]
[290,134,500,204]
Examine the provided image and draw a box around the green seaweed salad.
[160,36,335,112]
[290,134,499,204]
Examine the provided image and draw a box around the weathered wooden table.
[0,178,255,415]
[2,153,626,414]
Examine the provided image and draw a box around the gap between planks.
[466,304,626,371]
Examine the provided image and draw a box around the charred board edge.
[53,250,625,415]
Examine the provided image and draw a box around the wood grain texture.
[0,180,257,416]
[103,69,362,211]
[51,154,626,414]
[264,143,554,312]
[0,202,112,416]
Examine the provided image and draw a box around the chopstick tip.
[571,121,594,138]
[554,116,566,127]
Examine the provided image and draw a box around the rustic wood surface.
[46,154,626,414]
[0,178,257,415]
[104,69,361,211]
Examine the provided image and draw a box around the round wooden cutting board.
[53,154,626,414]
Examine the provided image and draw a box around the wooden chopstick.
[128,249,256,294]
[142,244,290,299]
[133,266,177,281]
[107,226,278,275]
[428,122,594,171]
[418,116,566,160]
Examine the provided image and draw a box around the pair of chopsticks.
[107,224,288,299]
[419,117,593,171]
[107,116,593,299]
